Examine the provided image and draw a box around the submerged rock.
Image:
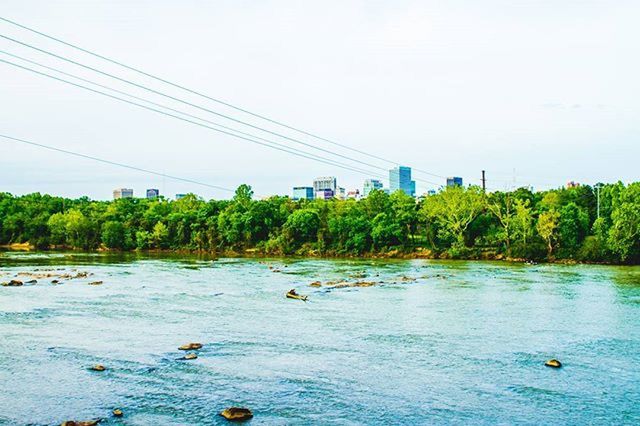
[178,343,203,351]
[25,279,38,284]
[90,364,106,372]
[220,407,253,421]
[88,281,103,286]
[286,290,308,301]
[328,281,377,289]
[1,280,23,287]
[545,359,562,368]
[112,409,123,417]
[51,279,60,284]
[309,281,322,287]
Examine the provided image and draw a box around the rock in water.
[61,420,101,426]
[90,364,106,372]
[88,281,103,286]
[545,359,562,368]
[220,407,253,421]
[183,353,198,360]
[178,343,203,350]
[1,280,23,287]
[112,409,123,417]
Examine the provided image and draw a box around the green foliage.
[421,185,485,250]
[558,202,590,254]
[537,210,560,256]
[1,182,639,264]
[101,221,126,249]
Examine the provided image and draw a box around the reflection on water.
[1,252,639,425]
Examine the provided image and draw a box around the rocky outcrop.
[178,343,203,350]
[220,407,253,421]
[545,359,562,368]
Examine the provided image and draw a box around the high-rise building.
[146,188,160,199]
[446,177,463,187]
[363,179,383,197]
[113,188,133,199]
[315,189,334,200]
[293,186,314,200]
[313,176,337,192]
[313,176,337,200]
[389,166,415,197]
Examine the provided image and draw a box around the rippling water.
[1,252,639,425]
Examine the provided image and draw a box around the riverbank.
[0,244,618,266]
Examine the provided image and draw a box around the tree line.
[0,182,638,264]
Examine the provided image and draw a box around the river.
[0,252,639,425]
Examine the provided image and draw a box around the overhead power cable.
[0,16,447,181]
[0,133,235,193]
[0,50,396,182]
[0,58,393,181]
[0,34,424,183]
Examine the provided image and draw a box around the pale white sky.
[1,0,638,199]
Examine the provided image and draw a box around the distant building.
[336,187,346,200]
[427,189,437,196]
[363,179,383,197]
[389,166,416,196]
[146,188,160,199]
[313,176,337,200]
[113,188,133,199]
[566,181,580,188]
[346,189,360,200]
[293,186,314,200]
[175,193,187,200]
[315,189,334,200]
[446,177,463,187]
[313,176,337,193]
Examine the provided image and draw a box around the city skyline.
[2,1,639,200]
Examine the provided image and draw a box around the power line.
[1,33,434,184]
[0,15,448,180]
[0,133,236,193]
[0,58,393,181]
[0,50,394,181]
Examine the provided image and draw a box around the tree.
[486,192,515,250]
[558,202,590,251]
[421,186,485,248]
[283,208,320,243]
[47,213,67,245]
[233,184,254,210]
[512,199,534,247]
[151,222,169,249]
[608,183,640,262]
[537,210,560,256]
[102,221,126,249]
[390,190,418,247]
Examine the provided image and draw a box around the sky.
[1,0,638,200]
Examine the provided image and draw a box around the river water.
[0,252,639,425]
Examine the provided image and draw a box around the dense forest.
[0,182,639,264]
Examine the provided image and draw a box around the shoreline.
[0,243,621,266]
